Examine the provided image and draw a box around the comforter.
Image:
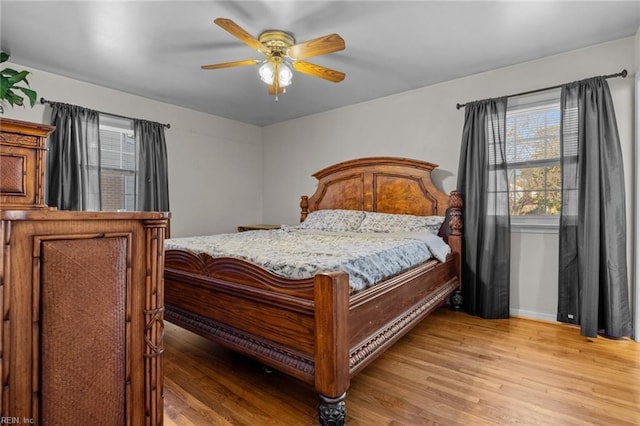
[165,227,450,293]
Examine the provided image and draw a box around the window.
[506,91,561,230]
[99,115,137,211]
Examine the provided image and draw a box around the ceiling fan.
[201,18,346,99]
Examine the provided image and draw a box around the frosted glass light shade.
[278,63,293,87]
[258,61,275,84]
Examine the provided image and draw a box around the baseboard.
[509,308,557,323]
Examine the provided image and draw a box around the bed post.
[314,271,350,426]
[300,195,310,222]
[447,191,463,281]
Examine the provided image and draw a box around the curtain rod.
[40,97,171,129]
[455,69,628,110]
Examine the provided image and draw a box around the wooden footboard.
[164,254,319,384]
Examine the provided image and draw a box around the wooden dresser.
[0,118,168,425]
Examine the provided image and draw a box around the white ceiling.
[2,1,639,126]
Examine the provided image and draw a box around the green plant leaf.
[0,55,37,109]
[1,68,19,77]
[17,86,37,107]
[0,77,7,98]
[7,70,29,85]
[5,90,21,106]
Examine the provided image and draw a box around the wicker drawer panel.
[0,153,25,193]
[0,145,36,204]
[40,237,128,425]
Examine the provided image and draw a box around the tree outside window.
[506,101,561,218]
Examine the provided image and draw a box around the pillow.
[299,209,366,232]
[357,211,445,234]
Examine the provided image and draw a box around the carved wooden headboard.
[300,157,452,221]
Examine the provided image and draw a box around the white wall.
[262,37,637,323]
[1,62,264,237]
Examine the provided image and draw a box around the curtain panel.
[457,97,511,318]
[558,77,631,338]
[46,102,101,211]
[134,119,170,212]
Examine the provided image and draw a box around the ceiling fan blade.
[214,18,270,55]
[288,33,345,60]
[201,59,260,70]
[292,61,346,83]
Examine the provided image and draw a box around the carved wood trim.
[143,220,166,426]
[165,305,315,383]
[0,118,55,139]
[300,195,309,222]
[349,278,458,373]
[447,191,463,280]
[165,249,316,299]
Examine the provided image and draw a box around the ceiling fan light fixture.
[259,60,293,87]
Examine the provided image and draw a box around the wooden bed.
[164,157,462,425]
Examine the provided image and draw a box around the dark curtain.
[134,119,170,211]
[457,97,511,318]
[46,102,101,210]
[558,77,631,338]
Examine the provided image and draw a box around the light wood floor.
[163,308,640,425]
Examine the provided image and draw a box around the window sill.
[511,216,559,234]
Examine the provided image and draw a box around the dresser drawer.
[0,144,44,208]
